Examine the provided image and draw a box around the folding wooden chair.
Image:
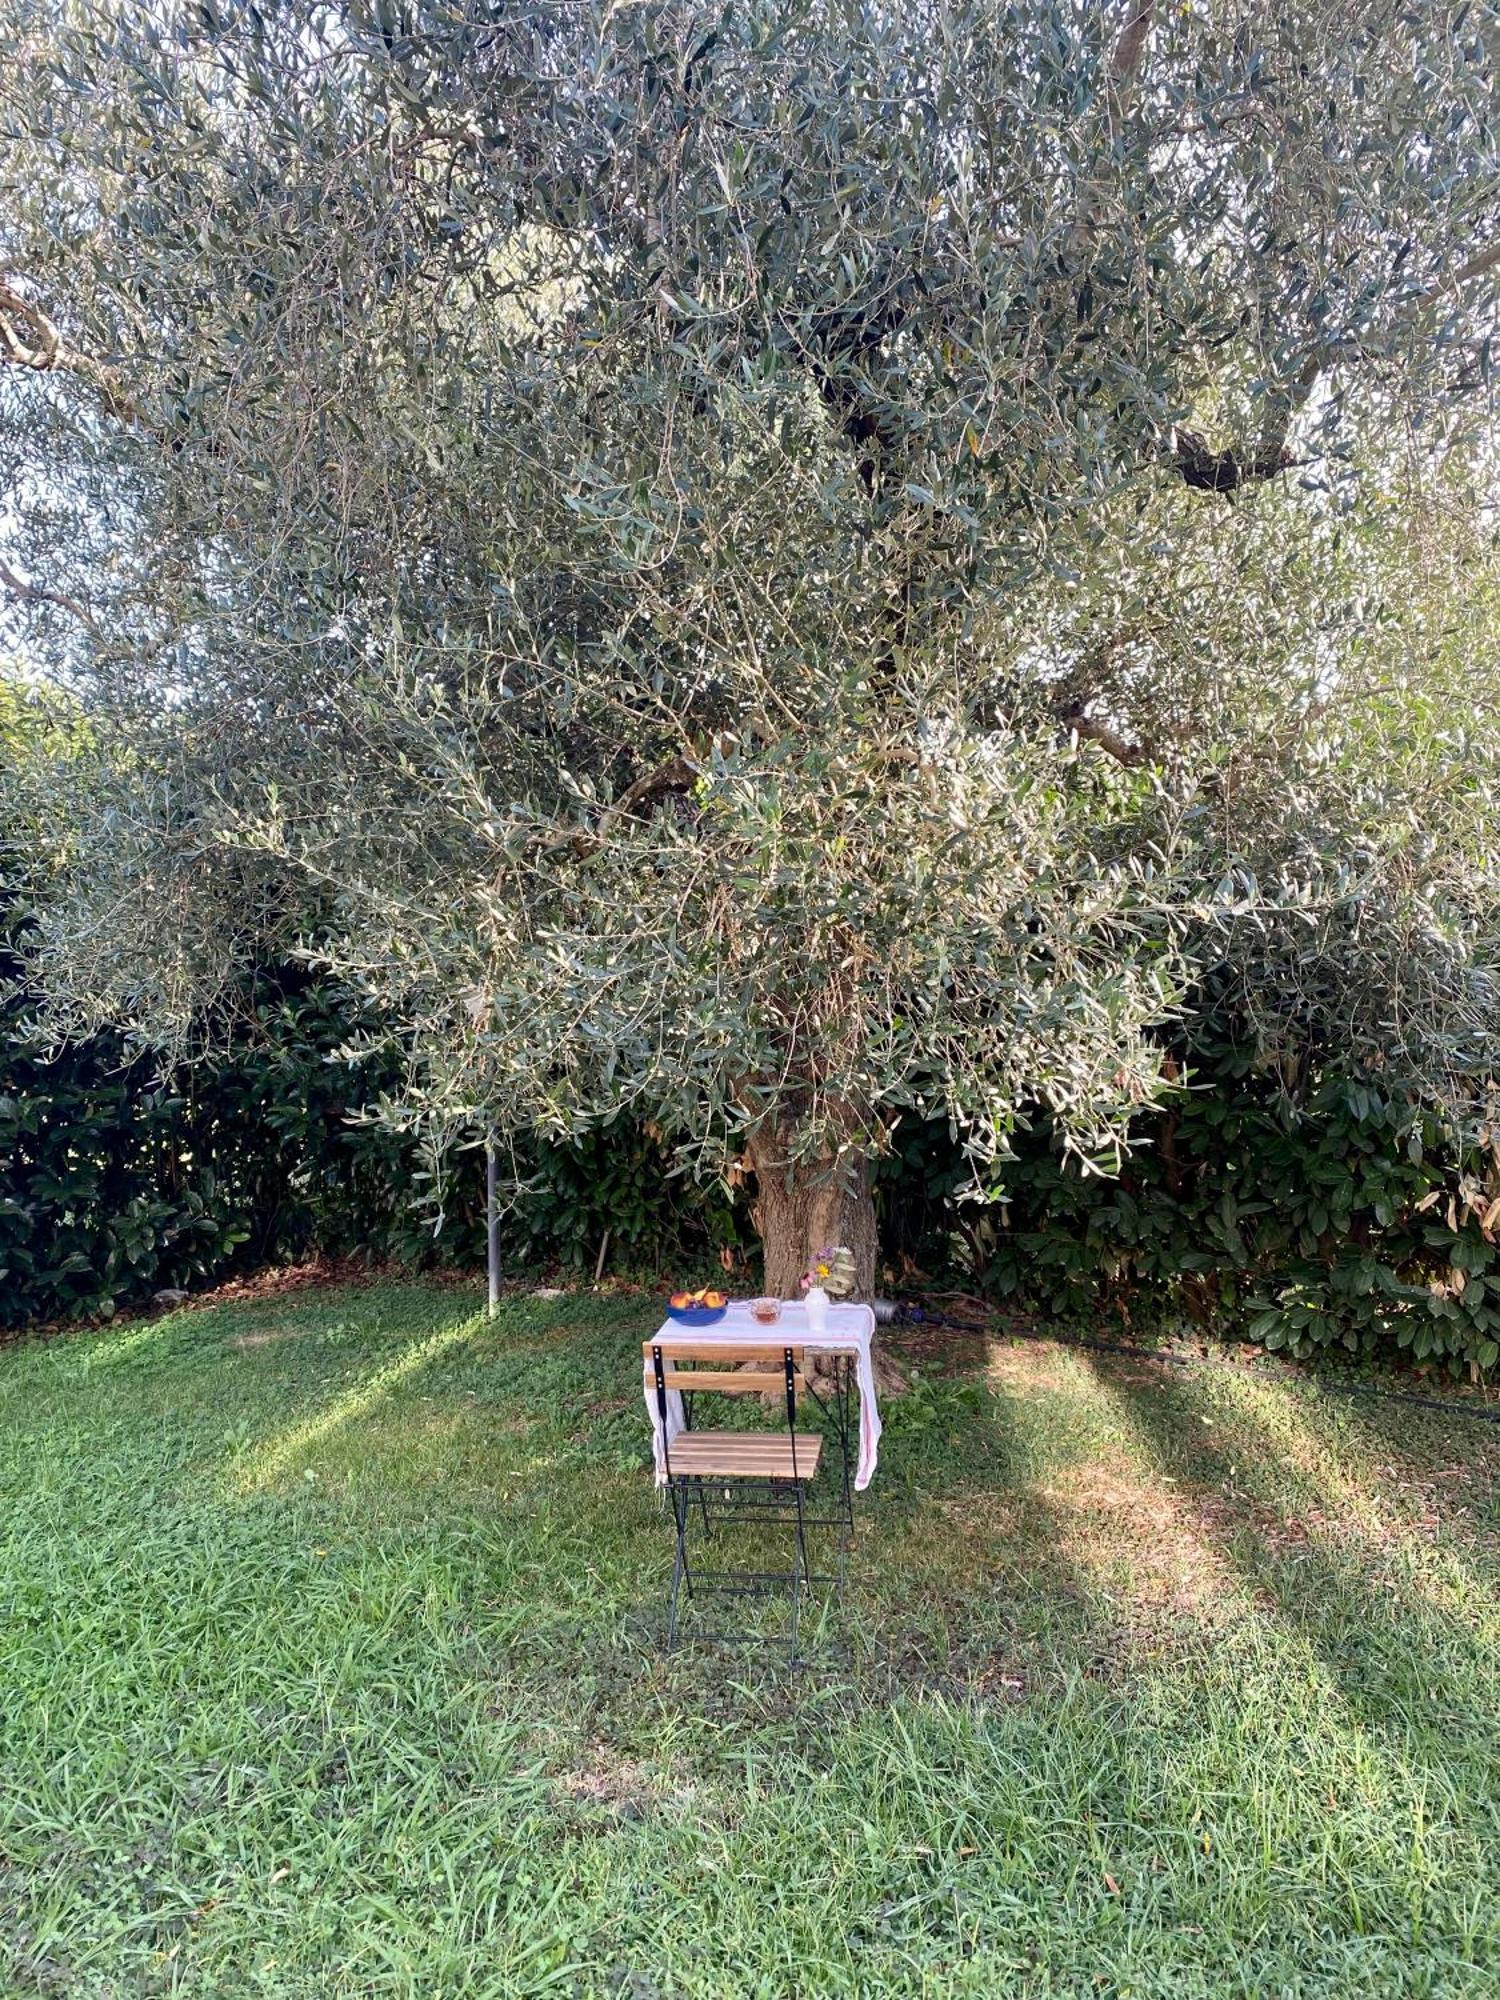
[645,1337,856,1658]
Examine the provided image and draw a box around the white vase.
[803,1285,830,1335]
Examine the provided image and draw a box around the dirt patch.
[886,1321,990,1377]
[171,1255,395,1310]
[964,1655,1031,1702]
[557,1745,664,1817]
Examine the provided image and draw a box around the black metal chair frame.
[650,1340,856,1659]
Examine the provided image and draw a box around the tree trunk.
[748,1140,878,1299]
[744,1132,906,1396]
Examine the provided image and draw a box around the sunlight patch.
[228,1322,304,1351]
[1034,1451,1238,1615]
[1215,1376,1498,1620]
[983,1338,1089,1396]
[79,1316,182,1373]
[226,1312,483,1495]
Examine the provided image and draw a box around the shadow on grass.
[593,1331,1265,1705]
[833,1345,1169,1701]
[14,1293,1500,1993]
[1310,1387,1500,1572]
[1088,1354,1500,1922]
[468,1324,1111,1714]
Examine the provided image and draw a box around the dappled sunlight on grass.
[859,1342,1255,1680]
[983,1335,1094,1399]
[1063,1362,1500,1948]
[1028,1445,1241,1622]
[74,1312,187,1374]
[972,1342,1233,1615]
[1196,1369,1499,1624]
[225,1311,486,1496]
[4,1287,1499,1994]
[1088,1354,1498,1613]
[1080,1354,1500,1880]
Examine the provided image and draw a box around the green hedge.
[971,1024,1500,1375]
[0,940,739,1329]
[5,900,1495,1374]
[1,949,408,1325]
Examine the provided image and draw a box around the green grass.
[2,1281,1497,1998]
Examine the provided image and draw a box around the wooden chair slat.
[645,1338,804,1364]
[659,1368,806,1394]
[666,1432,823,1481]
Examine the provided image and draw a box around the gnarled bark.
[746,1134,878,1301]
[744,1129,905,1394]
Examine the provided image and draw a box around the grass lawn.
[2,1280,1497,1998]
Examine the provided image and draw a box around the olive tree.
[2,0,1497,1292]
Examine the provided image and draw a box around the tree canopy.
[3,0,1498,1287]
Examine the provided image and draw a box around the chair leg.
[787,1500,804,1664]
[832,1505,852,1607]
[666,1486,692,1647]
[810,1361,854,1615]
[788,1480,813,1662]
[661,1468,854,1660]
[839,1362,855,1520]
[793,1485,812,1591]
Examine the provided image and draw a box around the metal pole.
[485,1133,500,1320]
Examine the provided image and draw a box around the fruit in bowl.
[666,1286,729,1325]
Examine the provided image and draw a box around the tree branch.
[1174,341,1321,498]
[1427,241,1500,301]
[0,554,104,640]
[1172,426,1302,497]
[586,756,698,849]
[1174,243,1498,502]
[0,277,147,432]
[535,756,700,860]
[1109,2,1156,95]
[1061,702,1150,767]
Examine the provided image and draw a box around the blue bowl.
[665,1302,728,1327]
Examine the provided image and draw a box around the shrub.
[976,1025,1500,1375]
[0,943,744,1328]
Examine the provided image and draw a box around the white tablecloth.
[643,1300,881,1491]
